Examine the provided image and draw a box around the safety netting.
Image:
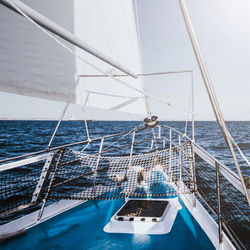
[0,160,45,221]
[45,141,194,200]
[0,141,194,223]
[195,153,250,249]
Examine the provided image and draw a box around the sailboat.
[0,0,249,249]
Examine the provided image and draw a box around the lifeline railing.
[0,124,248,249]
[0,124,194,218]
[194,144,249,249]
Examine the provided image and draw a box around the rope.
[101,123,145,154]
[46,142,193,200]
[5,0,200,118]
[178,0,250,205]
[7,0,250,170]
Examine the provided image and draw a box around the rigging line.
[47,76,80,149]
[101,123,145,153]
[148,95,214,120]
[81,141,90,153]
[84,120,90,141]
[77,87,91,143]
[179,0,250,205]
[85,90,143,99]
[6,0,198,118]
[7,0,249,170]
[7,0,199,120]
[78,70,193,77]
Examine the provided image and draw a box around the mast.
[178,0,250,205]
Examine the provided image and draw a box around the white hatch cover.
[104,198,181,235]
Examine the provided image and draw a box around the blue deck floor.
[1,198,215,250]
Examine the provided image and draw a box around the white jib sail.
[74,0,147,118]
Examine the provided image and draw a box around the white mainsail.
[0,0,76,102]
[0,0,147,119]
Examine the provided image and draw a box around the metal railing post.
[163,138,166,149]
[158,125,161,139]
[128,131,136,169]
[151,128,158,151]
[92,138,104,198]
[150,139,154,151]
[169,129,172,182]
[179,0,250,205]
[130,131,136,158]
[191,142,197,207]
[178,135,183,193]
[191,70,195,142]
[31,152,55,204]
[216,162,223,244]
[37,149,65,221]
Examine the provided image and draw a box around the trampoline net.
[45,141,194,200]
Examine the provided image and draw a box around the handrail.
[0,152,52,172]
[158,124,242,183]
[193,143,241,182]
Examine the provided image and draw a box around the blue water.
[0,120,249,249]
[0,120,249,175]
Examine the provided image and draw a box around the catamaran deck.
[0,197,215,250]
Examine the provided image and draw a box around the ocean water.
[0,120,249,249]
[0,120,249,175]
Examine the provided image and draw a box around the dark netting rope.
[195,154,249,249]
[0,161,45,217]
[45,142,194,201]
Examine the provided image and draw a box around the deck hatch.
[117,200,169,218]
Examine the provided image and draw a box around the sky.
[0,0,250,120]
[137,0,250,121]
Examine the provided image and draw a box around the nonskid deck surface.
[0,198,215,250]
